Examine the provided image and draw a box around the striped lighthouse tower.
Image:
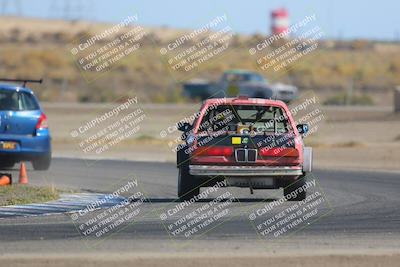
[271,8,289,36]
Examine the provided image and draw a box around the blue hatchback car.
[0,80,51,170]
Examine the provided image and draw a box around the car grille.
[235,149,246,162]
[280,90,293,95]
[235,149,257,163]
[247,149,257,162]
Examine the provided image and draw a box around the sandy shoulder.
[1,252,400,267]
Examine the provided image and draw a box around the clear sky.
[2,0,399,40]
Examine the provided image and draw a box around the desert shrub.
[78,94,91,103]
[323,93,374,106]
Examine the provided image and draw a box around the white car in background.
[183,69,298,103]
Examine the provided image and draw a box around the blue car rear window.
[0,90,39,111]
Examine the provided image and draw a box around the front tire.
[32,154,51,170]
[283,175,306,201]
[178,166,200,201]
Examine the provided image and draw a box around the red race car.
[177,96,312,201]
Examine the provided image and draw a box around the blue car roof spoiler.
[0,78,42,87]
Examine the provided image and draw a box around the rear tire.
[0,161,15,169]
[32,154,51,170]
[283,175,306,201]
[178,166,200,201]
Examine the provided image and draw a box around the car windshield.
[224,73,265,83]
[0,89,39,111]
[198,104,292,135]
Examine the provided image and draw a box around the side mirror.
[296,124,309,136]
[177,122,192,132]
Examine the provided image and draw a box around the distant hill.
[0,16,398,104]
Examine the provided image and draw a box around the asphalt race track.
[0,158,399,254]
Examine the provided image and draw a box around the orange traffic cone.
[0,174,11,186]
[18,162,28,184]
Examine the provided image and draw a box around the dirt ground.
[1,252,400,267]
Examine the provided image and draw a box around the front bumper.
[189,165,303,176]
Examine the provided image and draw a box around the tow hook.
[249,180,254,194]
